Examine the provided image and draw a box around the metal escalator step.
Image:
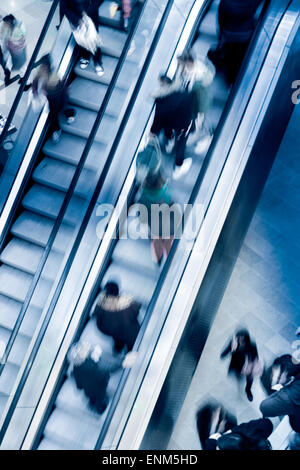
[0,295,42,337]
[11,212,74,253]
[44,407,101,450]
[0,394,9,418]
[74,56,138,88]
[198,6,218,38]
[43,132,107,170]
[0,265,52,309]
[0,238,63,281]
[69,77,127,116]
[22,185,86,226]
[59,106,115,144]
[99,25,127,58]
[38,437,70,450]
[0,362,19,396]
[112,238,159,278]
[0,326,31,367]
[33,157,97,199]
[102,261,156,305]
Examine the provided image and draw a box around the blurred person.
[0,44,10,85]
[196,402,237,449]
[30,54,75,143]
[1,14,27,77]
[60,0,105,76]
[68,341,136,413]
[205,417,273,450]
[137,168,181,266]
[175,50,215,161]
[208,0,265,84]
[260,357,300,434]
[150,74,194,179]
[93,281,141,353]
[261,354,299,396]
[220,328,263,401]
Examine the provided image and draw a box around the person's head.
[39,54,52,75]
[178,50,195,70]
[159,74,173,87]
[2,14,16,29]
[216,433,243,450]
[235,329,251,348]
[104,281,119,297]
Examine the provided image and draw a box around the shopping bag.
[73,14,101,55]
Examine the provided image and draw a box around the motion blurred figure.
[93,281,141,353]
[196,402,237,449]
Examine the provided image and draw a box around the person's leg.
[93,47,104,76]
[0,47,10,85]
[113,339,125,354]
[79,48,91,69]
[245,375,254,401]
[162,237,174,259]
[174,130,187,167]
[151,238,164,264]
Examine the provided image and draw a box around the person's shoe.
[122,18,129,31]
[194,134,213,155]
[95,64,104,77]
[246,389,253,402]
[80,58,89,69]
[52,129,62,144]
[172,158,192,180]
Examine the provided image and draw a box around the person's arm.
[220,340,232,359]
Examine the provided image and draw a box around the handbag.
[73,14,101,55]
[242,357,264,378]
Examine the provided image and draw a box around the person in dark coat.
[196,402,237,449]
[260,364,300,434]
[208,0,265,84]
[205,417,273,450]
[261,354,299,396]
[68,341,136,413]
[60,0,105,76]
[220,328,260,401]
[0,45,10,86]
[150,74,194,178]
[93,281,141,353]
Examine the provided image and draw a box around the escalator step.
[33,157,97,199]
[1,238,63,281]
[11,212,74,253]
[99,25,127,58]
[43,132,107,170]
[0,295,42,337]
[0,265,52,309]
[22,184,86,226]
[69,77,127,115]
[112,238,159,277]
[0,362,19,396]
[0,326,31,367]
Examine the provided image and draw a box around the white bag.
[73,14,101,55]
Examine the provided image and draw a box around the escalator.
[0,0,184,442]
[12,0,298,451]
[0,0,209,450]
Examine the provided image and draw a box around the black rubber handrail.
[0,0,60,149]
[0,0,174,444]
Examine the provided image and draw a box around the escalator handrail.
[0,0,60,150]
[94,0,293,449]
[0,0,175,445]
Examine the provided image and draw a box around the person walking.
[68,341,136,413]
[1,14,27,75]
[260,359,300,434]
[60,0,105,76]
[150,74,194,180]
[220,328,263,401]
[93,281,141,353]
[196,402,237,449]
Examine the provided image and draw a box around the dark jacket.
[285,372,300,407]
[196,404,237,449]
[60,0,104,28]
[73,352,122,412]
[150,83,194,137]
[205,418,273,450]
[94,293,141,351]
[221,338,258,375]
[219,0,264,40]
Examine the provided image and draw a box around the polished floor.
[168,103,300,450]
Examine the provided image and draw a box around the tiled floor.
[168,104,300,450]
[0,1,58,125]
